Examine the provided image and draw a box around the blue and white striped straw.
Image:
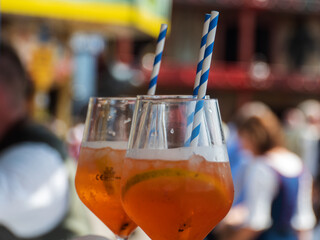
[190,11,219,146]
[147,24,168,95]
[193,13,211,96]
[184,13,211,146]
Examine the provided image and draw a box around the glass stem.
[116,237,128,240]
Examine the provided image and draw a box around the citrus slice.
[122,168,220,198]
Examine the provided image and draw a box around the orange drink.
[120,97,234,240]
[75,141,137,238]
[121,148,234,240]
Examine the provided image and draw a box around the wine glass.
[75,97,137,240]
[120,97,234,240]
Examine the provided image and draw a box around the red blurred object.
[142,62,320,93]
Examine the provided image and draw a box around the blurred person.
[217,102,316,240]
[297,99,320,178]
[283,101,320,232]
[282,107,306,157]
[224,111,254,206]
[220,103,272,208]
[296,100,320,234]
[204,104,257,240]
[0,40,90,239]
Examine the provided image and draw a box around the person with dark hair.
[218,102,316,240]
[0,41,89,239]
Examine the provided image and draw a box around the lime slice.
[122,168,217,197]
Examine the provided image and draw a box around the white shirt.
[242,149,316,231]
[0,143,69,238]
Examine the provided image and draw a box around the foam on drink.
[127,145,229,162]
[81,141,128,150]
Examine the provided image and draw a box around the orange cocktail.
[121,151,234,240]
[75,142,137,238]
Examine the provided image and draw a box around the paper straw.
[184,13,211,146]
[193,13,211,96]
[147,24,168,95]
[190,11,219,146]
[146,25,168,146]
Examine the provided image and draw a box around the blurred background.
[2,0,320,239]
[2,0,320,126]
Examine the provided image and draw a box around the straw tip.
[211,11,219,17]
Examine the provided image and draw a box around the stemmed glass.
[75,97,137,240]
[120,97,234,240]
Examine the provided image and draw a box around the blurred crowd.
[205,99,320,240]
[1,38,320,240]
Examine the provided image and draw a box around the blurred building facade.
[156,0,320,120]
[1,0,320,123]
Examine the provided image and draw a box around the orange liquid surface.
[121,155,234,240]
[75,145,137,238]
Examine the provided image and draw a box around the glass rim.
[137,95,206,98]
[136,95,216,104]
[89,96,137,102]
[87,95,214,104]
[88,95,209,101]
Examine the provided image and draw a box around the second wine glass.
[75,97,137,240]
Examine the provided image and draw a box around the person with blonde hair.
[219,102,316,240]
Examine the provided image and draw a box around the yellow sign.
[1,0,171,38]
